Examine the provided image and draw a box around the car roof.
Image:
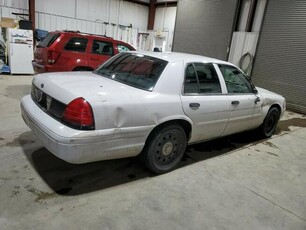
[50,30,133,45]
[129,51,234,66]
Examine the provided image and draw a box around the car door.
[89,39,114,69]
[215,64,262,136]
[180,63,230,143]
[61,36,89,71]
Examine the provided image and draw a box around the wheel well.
[73,66,94,71]
[270,104,281,115]
[147,120,192,143]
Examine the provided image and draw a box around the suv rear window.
[65,37,88,52]
[37,33,60,48]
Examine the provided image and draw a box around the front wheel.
[259,107,280,138]
[141,124,187,174]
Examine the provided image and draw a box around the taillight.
[62,97,95,130]
[47,50,60,64]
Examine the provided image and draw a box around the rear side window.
[184,63,221,94]
[218,64,252,94]
[117,44,132,52]
[37,33,60,47]
[92,40,114,56]
[64,37,88,52]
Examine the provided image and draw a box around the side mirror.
[253,88,258,94]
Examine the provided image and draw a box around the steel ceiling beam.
[147,0,156,30]
[124,0,150,6]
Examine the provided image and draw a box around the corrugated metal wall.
[0,0,28,18]
[1,0,149,49]
[252,0,306,114]
[172,0,238,60]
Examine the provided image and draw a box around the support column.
[147,0,156,30]
[29,0,35,31]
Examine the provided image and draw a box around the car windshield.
[94,53,168,91]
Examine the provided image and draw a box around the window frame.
[217,64,255,95]
[91,39,114,56]
[117,43,132,53]
[182,62,223,96]
[94,53,168,91]
[64,37,88,53]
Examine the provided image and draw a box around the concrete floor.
[0,74,306,230]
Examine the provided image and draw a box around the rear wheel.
[142,124,187,174]
[259,107,280,138]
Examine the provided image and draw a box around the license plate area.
[31,84,66,121]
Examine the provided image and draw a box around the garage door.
[172,0,239,60]
[252,0,306,114]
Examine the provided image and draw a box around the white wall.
[153,6,176,51]
[0,0,29,19]
[35,0,149,33]
[1,1,148,30]
[251,0,267,32]
[36,0,76,18]
[228,0,267,73]
[0,0,178,51]
[1,0,28,10]
[237,0,251,31]
[154,6,176,32]
[236,0,267,32]
[1,0,149,49]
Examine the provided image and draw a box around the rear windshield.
[37,33,60,48]
[94,53,168,91]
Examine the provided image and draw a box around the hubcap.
[155,133,179,164]
[162,142,174,156]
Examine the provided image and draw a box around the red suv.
[32,30,135,73]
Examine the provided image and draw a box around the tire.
[142,124,187,174]
[259,107,280,138]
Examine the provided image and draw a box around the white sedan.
[21,51,286,173]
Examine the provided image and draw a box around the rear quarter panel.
[89,60,192,135]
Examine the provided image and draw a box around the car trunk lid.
[32,71,144,105]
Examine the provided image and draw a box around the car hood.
[32,71,147,104]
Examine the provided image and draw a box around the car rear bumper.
[32,61,47,73]
[32,61,67,73]
[21,95,152,164]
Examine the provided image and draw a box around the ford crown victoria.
[21,52,286,173]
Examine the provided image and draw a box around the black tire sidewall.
[262,107,280,138]
[144,124,187,174]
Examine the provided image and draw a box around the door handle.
[231,101,240,105]
[189,103,200,110]
[255,97,261,104]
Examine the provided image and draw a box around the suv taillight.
[47,50,61,64]
[62,98,95,130]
